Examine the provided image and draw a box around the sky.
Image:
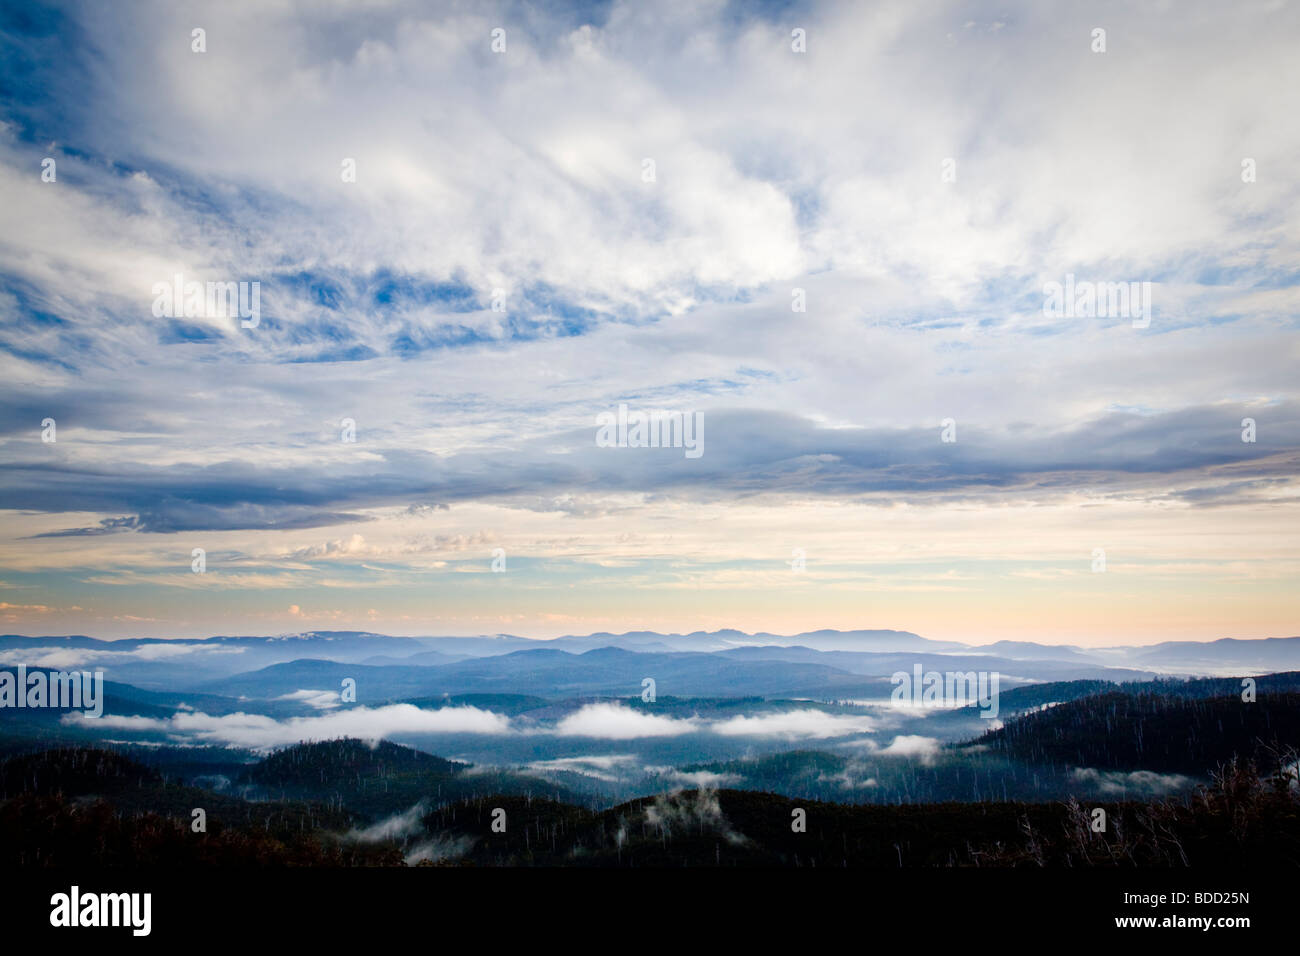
[0,0,1297,645]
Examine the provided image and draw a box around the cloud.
[710,709,876,740]
[525,754,639,783]
[1,0,1298,643]
[67,703,511,749]
[877,735,942,759]
[345,802,427,843]
[276,689,343,710]
[7,406,1300,536]
[816,765,879,791]
[0,642,245,670]
[644,788,748,846]
[340,801,477,864]
[645,766,743,788]
[552,702,697,738]
[404,833,476,865]
[1069,767,1194,795]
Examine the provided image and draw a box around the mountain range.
[4,629,1295,695]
